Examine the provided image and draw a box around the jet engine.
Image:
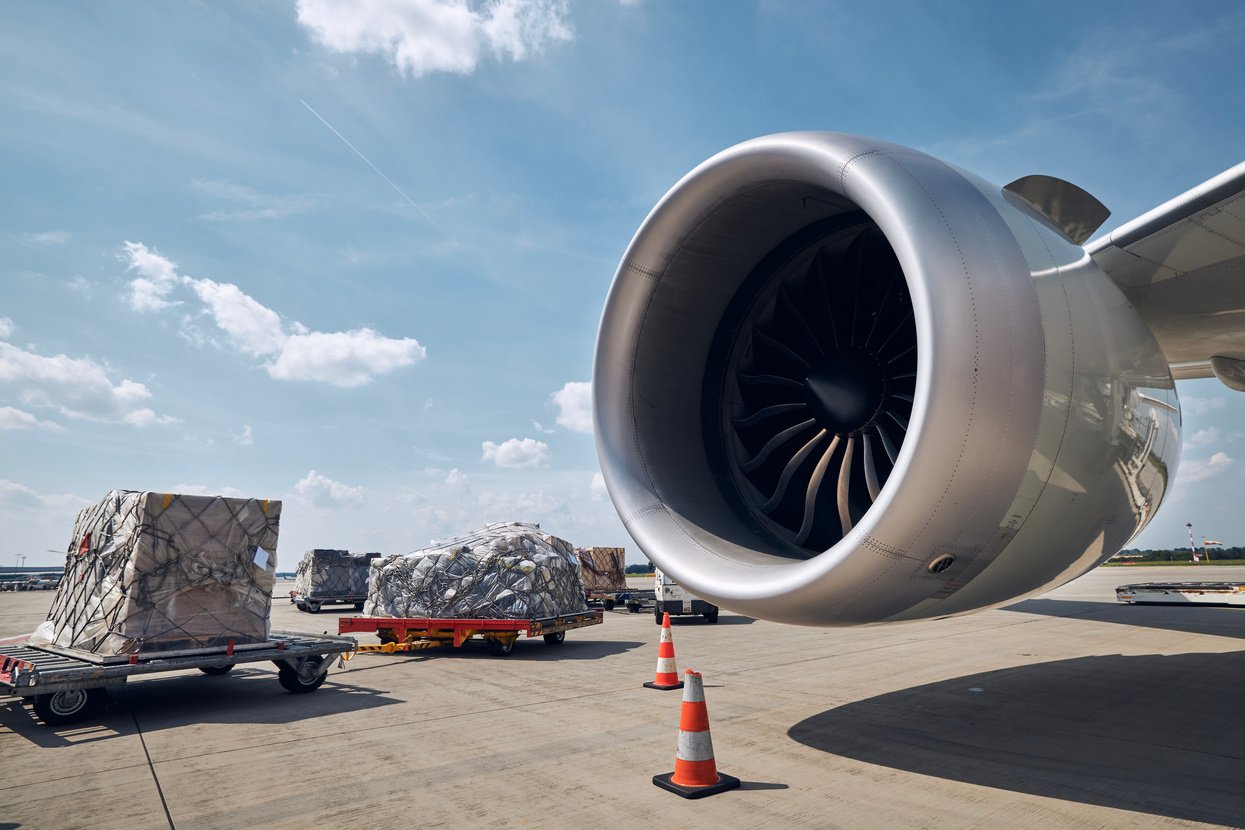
[593,132,1179,626]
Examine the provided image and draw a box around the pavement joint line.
[125,689,177,830]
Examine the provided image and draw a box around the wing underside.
[1087,160,1245,384]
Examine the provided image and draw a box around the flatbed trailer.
[1116,582,1245,607]
[587,589,655,613]
[339,608,603,657]
[0,630,357,726]
[290,590,366,613]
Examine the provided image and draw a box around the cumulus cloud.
[445,468,470,487]
[0,318,12,339]
[0,340,175,426]
[169,484,248,498]
[1177,452,1236,484]
[482,437,551,468]
[590,471,607,500]
[296,470,365,507]
[0,406,63,431]
[0,479,90,514]
[231,424,254,446]
[1181,395,1226,417]
[551,381,592,433]
[122,241,426,387]
[296,0,572,78]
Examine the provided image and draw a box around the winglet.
[1003,175,1110,245]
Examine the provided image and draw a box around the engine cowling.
[593,132,1179,626]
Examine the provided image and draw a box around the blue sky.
[2,0,1243,568]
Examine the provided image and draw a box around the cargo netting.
[365,521,587,619]
[30,490,280,656]
[293,549,378,598]
[577,547,626,593]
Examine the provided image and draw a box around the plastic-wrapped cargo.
[30,490,280,657]
[365,522,586,619]
[293,549,378,598]
[577,547,626,593]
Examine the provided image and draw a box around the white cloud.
[0,341,175,426]
[1177,452,1236,485]
[0,406,62,431]
[0,318,12,339]
[269,329,426,387]
[123,241,182,312]
[1181,395,1226,417]
[296,470,365,507]
[122,241,426,387]
[590,471,607,500]
[296,0,572,78]
[482,437,551,468]
[191,179,319,222]
[445,468,470,487]
[552,380,592,433]
[1184,426,1240,449]
[231,424,254,446]
[169,484,249,498]
[0,479,90,514]
[22,230,70,246]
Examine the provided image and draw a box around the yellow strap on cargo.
[161,493,173,510]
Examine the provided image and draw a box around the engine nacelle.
[593,133,1179,626]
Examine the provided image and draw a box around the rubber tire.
[704,609,719,624]
[377,629,398,645]
[32,687,106,726]
[305,601,321,614]
[627,602,641,613]
[487,637,515,657]
[198,664,235,676]
[655,609,663,625]
[603,598,615,611]
[353,602,365,612]
[277,657,327,694]
[543,631,566,645]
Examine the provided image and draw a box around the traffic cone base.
[652,771,741,799]
[643,678,684,691]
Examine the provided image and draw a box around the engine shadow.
[1004,598,1245,640]
[2,668,396,747]
[788,651,1245,825]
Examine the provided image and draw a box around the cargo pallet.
[290,590,366,613]
[1116,582,1245,607]
[339,609,604,657]
[0,631,357,726]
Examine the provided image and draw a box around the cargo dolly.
[587,589,655,613]
[0,631,357,726]
[1116,582,1245,607]
[339,608,603,657]
[289,590,366,613]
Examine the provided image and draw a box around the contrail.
[300,99,451,238]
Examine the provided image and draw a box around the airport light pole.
[1186,522,1197,563]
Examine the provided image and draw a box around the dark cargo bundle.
[293,549,378,598]
[30,490,280,657]
[577,547,626,593]
[365,522,586,620]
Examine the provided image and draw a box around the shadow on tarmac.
[1,669,396,747]
[788,651,1245,825]
[1003,598,1245,640]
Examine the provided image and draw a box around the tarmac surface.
[2,565,1243,829]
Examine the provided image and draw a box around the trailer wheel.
[377,629,398,645]
[704,609,719,624]
[305,601,321,614]
[603,598,615,611]
[487,637,515,657]
[32,688,106,726]
[627,601,641,613]
[199,664,235,676]
[655,608,664,624]
[543,631,566,645]
[353,602,365,612]
[277,657,327,693]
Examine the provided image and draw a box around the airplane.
[591,132,1245,626]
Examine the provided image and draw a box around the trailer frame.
[339,609,603,657]
[0,630,357,725]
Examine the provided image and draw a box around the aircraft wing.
[1086,160,1245,387]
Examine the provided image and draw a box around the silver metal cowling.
[593,132,1179,626]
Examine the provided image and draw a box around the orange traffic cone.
[653,669,740,798]
[644,612,684,690]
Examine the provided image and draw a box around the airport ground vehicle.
[290,589,365,614]
[654,569,719,624]
[339,609,603,657]
[0,631,357,726]
[1116,582,1245,607]
[587,588,655,613]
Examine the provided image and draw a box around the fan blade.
[733,403,807,428]
[876,423,899,464]
[863,434,881,501]
[794,435,841,546]
[762,429,828,513]
[837,435,856,535]
[740,418,818,473]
